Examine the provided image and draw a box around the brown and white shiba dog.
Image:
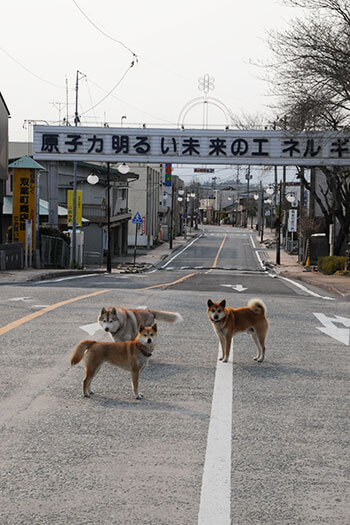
[71,323,158,399]
[98,306,182,342]
[207,298,268,363]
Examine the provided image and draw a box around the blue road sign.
[132,211,143,224]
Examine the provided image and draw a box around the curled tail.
[248,298,266,315]
[150,309,183,323]
[71,340,95,366]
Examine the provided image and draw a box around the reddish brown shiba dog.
[71,324,158,399]
[207,298,268,363]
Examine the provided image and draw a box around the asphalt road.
[0,226,348,524]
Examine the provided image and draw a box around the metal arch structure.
[177,96,234,129]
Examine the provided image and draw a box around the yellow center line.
[141,272,197,290]
[0,289,110,337]
[205,234,227,274]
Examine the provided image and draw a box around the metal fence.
[40,235,70,268]
[0,242,24,270]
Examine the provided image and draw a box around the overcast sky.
[1,0,305,184]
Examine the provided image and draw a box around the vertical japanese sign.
[288,209,298,232]
[164,163,172,187]
[12,168,36,244]
[67,190,82,227]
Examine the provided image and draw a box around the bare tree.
[267,0,350,254]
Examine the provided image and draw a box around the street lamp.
[117,162,130,175]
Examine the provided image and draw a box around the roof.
[0,92,10,116]
[2,196,88,222]
[8,156,44,170]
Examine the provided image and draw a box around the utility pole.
[106,162,111,273]
[70,70,85,268]
[260,181,264,243]
[276,181,282,265]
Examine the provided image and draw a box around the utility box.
[309,233,329,265]
[160,225,169,242]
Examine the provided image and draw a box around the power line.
[0,45,65,89]
[80,62,135,116]
[72,0,138,59]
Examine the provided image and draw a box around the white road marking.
[36,274,98,283]
[32,305,49,308]
[9,297,32,302]
[80,322,102,336]
[249,235,265,269]
[160,235,201,268]
[279,276,335,300]
[198,345,233,524]
[221,284,247,292]
[314,313,350,345]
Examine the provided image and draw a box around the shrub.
[318,256,346,275]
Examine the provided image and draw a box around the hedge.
[317,256,346,275]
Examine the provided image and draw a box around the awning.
[2,196,89,222]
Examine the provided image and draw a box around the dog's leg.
[256,329,266,363]
[218,335,226,361]
[251,331,262,362]
[131,370,143,400]
[251,330,266,363]
[83,365,97,397]
[223,335,232,363]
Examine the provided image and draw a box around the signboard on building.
[67,190,82,227]
[194,168,215,173]
[34,125,350,166]
[12,168,36,243]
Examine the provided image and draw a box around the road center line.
[141,272,197,290]
[198,345,233,524]
[0,289,110,336]
[205,235,227,274]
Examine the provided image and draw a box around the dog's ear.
[111,307,116,315]
[139,324,144,332]
[220,299,226,308]
[100,307,106,314]
[207,299,213,307]
[152,323,157,332]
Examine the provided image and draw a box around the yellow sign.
[12,168,36,244]
[67,190,82,227]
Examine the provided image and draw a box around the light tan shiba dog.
[207,298,268,363]
[71,323,158,399]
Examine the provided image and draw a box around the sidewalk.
[0,231,198,285]
[258,230,350,300]
[0,229,349,300]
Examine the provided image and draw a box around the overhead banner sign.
[33,125,350,166]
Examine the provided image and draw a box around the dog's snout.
[105,327,109,332]
[147,338,152,344]
[214,314,219,320]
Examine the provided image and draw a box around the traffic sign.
[132,211,143,224]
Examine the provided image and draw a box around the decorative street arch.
[34,125,350,167]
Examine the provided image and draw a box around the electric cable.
[72,0,138,59]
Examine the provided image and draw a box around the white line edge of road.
[36,274,99,284]
[279,275,335,301]
[198,344,233,525]
[249,235,265,270]
[160,235,201,268]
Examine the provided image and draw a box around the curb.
[279,271,350,300]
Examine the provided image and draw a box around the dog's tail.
[149,309,183,323]
[71,340,95,366]
[247,298,266,315]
